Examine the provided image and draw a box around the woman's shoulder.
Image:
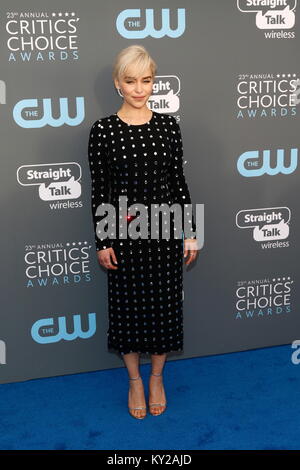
[156,112,177,125]
[156,111,173,120]
[90,113,115,127]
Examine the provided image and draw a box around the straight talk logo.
[237,0,297,35]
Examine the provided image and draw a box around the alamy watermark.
[0,340,6,365]
[95,196,204,250]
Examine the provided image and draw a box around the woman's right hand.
[97,247,118,269]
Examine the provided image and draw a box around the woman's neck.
[117,105,152,121]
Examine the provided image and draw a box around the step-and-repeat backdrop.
[1,0,299,383]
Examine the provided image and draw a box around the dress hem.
[107,345,184,356]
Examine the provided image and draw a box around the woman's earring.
[118,88,124,97]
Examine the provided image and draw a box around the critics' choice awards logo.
[237,0,297,37]
[17,163,83,207]
[24,241,93,288]
[236,206,291,248]
[117,75,181,114]
[13,97,85,128]
[236,73,300,119]
[116,8,185,38]
[237,147,298,176]
[235,276,293,320]
[5,11,80,62]
[31,312,96,344]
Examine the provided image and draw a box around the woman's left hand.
[183,238,199,265]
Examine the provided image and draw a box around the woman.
[88,45,198,419]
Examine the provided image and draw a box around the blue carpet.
[0,344,299,450]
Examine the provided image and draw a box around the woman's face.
[115,66,154,109]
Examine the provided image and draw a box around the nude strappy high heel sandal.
[128,375,147,419]
[149,372,167,416]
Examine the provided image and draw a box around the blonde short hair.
[112,45,157,83]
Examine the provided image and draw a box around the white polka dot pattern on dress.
[87,111,197,355]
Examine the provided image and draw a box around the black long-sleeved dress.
[88,111,196,356]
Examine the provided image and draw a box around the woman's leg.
[149,353,167,415]
[151,352,167,374]
[123,352,146,418]
[122,351,140,378]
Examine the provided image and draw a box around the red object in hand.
[126,215,136,223]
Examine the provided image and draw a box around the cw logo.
[13,97,85,128]
[31,313,96,344]
[237,148,298,177]
[116,8,185,38]
[0,340,6,365]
